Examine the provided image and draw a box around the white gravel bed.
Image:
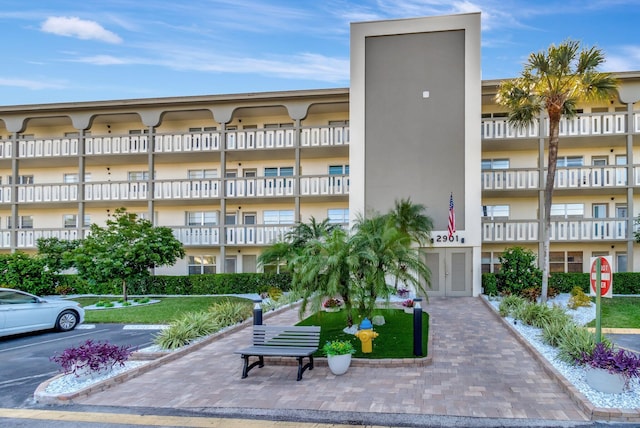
[485,294,640,409]
[44,361,148,395]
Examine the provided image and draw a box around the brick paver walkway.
[76,297,588,421]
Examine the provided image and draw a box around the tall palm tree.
[386,198,433,290]
[496,40,617,302]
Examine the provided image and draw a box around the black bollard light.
[413,298,423,356]
[253,299,263,325]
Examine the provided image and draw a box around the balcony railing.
[482,166,628,191]
[482,112,631,140]
[226,177,295,198]
[85,181,149,201]
[0,228,87,249]
[153,179,221,200]
[482,218,628,242]
[300,175,349,196]
[171,227,221,246]
[225,225,292,245]
[7,126,350,160]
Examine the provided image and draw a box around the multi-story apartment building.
[0,14,638,297]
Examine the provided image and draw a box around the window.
[8,216,33,229]
[550,251,583,273]
[264,123,293,128]
[328,208,349,224]
[329,165,349,175]
[188,169,217,179]
[64,173,91,183]
[264,167,294,177]
[482,205,509,219]
[188,126,217,132]
[263,210,294,224]
[128,171,149,181]
[128,129,149,135]
[225,257,237,274]
[186,211,217,226]
[328,120,349,126]
[63,214,90,228]
[556,156,583,167]
[481,159,509,170]
[550,203,584,218]
[188,255,216,275]
[8,175,34,184]
[243,213,256,225]
[481,252,502,274]
[616,253,628,273]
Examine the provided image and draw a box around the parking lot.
[0,324,160,407]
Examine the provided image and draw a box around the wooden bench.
[234,325,321,381]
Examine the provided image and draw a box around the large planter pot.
[404,307,414,314]
[327,354,351,375]
[323,307,341,313]
[585,367,626,394]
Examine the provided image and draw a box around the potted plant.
[322,297,343,312]
[322,340,355,375]
[578,342,640,393]
[402,299,415,314]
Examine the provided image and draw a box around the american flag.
[448,193,456,238]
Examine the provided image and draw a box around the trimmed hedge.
[484,272,640,295]
[19,273,292,297]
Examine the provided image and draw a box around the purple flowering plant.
[578,342,640,386]
[50,339,133,377]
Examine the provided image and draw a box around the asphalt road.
[0,324,160,408]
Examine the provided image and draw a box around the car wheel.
[56,310,79,332]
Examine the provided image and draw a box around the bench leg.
[241,355,264,379]
[296,355,314,381]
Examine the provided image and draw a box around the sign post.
[590,256,613,343]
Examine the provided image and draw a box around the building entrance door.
[421,248,472,297]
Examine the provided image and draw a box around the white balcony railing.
[171,227,221,246]
[482,112,629,140]
[5,184,79,203]
[300,175,349,195]
[0,140,12,159]
[300,126,349,147]
[85,135,148,155]
[481,169,539,191]
[226,129,296,150]
[153,132,221,153]
[12,228,86,249]
[18,138,78,158]
[482,218,628,242]
[154,179,221,200]
[85,182,148,201]
[225,225,292,245]
[226,177,295,198]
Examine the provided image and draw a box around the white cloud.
[0,77,66,90]
[41,16,122,44]
[602,46,640,73]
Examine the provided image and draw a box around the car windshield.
[0,290,38,304]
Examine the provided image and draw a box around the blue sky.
[2,0,639,105]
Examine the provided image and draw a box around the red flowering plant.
[323,297,343,308]
[578,342,640,388]
[402,299,415,308]
[50,339,133,377]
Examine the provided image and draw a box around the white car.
[0,288,85,337]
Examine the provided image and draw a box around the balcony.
[482,218,628,242]
[482,166,628,191]
[482,112,632,140]
[154,179,221,200]
[225,224,292,245]
[0,228,87,249]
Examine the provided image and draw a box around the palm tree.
[386,198,433,290]
[496,40,617,302]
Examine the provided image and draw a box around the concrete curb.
[479,296,640,423]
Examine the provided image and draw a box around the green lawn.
[586,297,640,329]
[71,296,252,324]
[297,308,429,359]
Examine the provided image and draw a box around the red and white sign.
[590,256,613,298]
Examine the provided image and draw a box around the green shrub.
[498,295,526,318]
[518,302,555,328]
[568,286,592,309]
[556,324,598,364]
[482,273,498,296]
[495,247,542,296]
[548,273,589,294]
[208,300,253,326]
[542,317,574,348]
[154,311,219,350]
